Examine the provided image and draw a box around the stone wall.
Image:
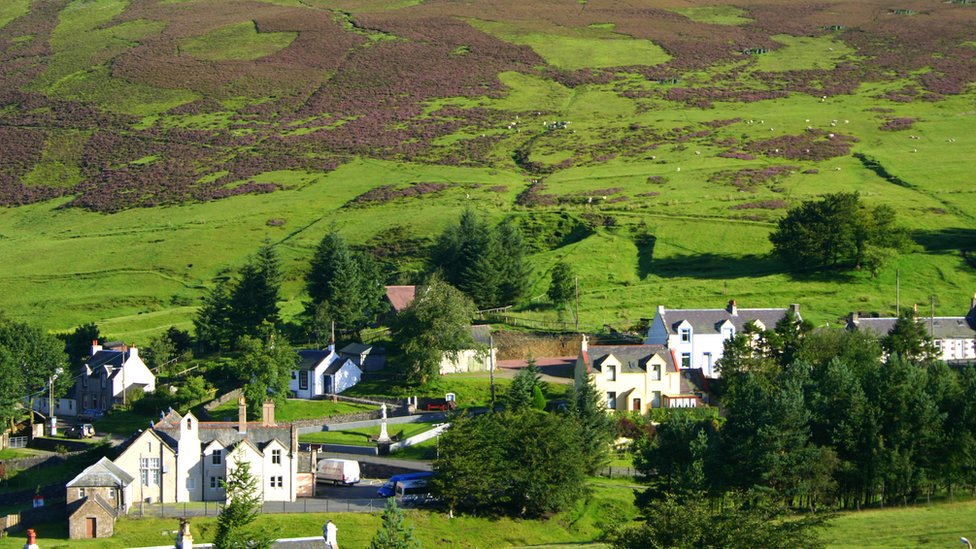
[68,499,115,539]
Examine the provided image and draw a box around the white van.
[394,478,432,506]
[316,459,361,486]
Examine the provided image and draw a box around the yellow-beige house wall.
[587,353,681,413]
[113,430,178,504]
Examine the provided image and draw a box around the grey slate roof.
[296,350,332,371]
[67,494,119,519]
[585,344,676,374]
[339,343,372,356]
[852,316,976,339]
[89,349,130,369]
[151,409,297,453]
[662,308,789,335]
[67,457,135,488]
[679,368,709,395]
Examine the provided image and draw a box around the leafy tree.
[547,262,575,309]
[433,409,587,517]
[215,457,272,549]
[614,490,829,549]
[305,230,384,337]
[174,375,212,409]
[567,376,615,475]
[61,322,100,369]
[233,330,297,418]
[390,276,476,385]
[368,498,422,549]
[229,241,282,341]
[194,279,233,353]
[633,415,716,502]
[882,309,939,363]
[769,192,907,271]
[0,318,70,428]
[0,347,24,431]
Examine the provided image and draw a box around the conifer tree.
[368,498,422,549]
[229,241,282,340]
[194,280,232,352]
[215,458,272,549]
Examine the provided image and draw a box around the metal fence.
[8,437,27,449]
[130,498,386,518]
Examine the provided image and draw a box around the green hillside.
[0,0,974,340]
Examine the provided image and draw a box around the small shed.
[65,456,134,539]
[67,496,117,539]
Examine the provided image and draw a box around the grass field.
[0,0,974,347]
[299,421,437,446]
[208,398,376,422]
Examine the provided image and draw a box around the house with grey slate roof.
[645,300,800,378]
[75,341,155,413]
[291,346,362,398]
[109,398,313,506]
[575,337,709,412]
[66,457,134,539]
[848,295,976,363]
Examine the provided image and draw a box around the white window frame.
[606,365,616,381]
[606,391,617,410]
[299,370,309,390]
[272,449,281,465]
[679,327,691,343]
[212,449,222,465]
[681,353,691,368]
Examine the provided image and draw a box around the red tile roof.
[385,285,416,312]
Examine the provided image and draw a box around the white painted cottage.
[645,300,799,378]
[291,346,362,398]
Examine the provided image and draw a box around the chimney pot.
[728,300,738,315]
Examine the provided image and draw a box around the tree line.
[616,312,976,547]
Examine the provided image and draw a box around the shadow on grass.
[649,252,783,279]
[913,228,976,253]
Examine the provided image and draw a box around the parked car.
[316,459,361,486]
[377,471,433,498]
[78,409,104,422]
[395,478,435,507]
[66,424,95,439]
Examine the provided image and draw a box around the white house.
[574,337,709,413]
[440,325,495,374]
[291,346,362,398]
[645,300,799,378]
[42,341,155,416]
[111,398,314,504]
[848,295,976,363]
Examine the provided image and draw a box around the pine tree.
[494,221,530,304]
[567,376,614,475]
[228,241,282,341]
[194,280,233,353]
[306,230,384,337]
[214,458,272,549]
[882,309,939,363]
[547,262,575,309]
[505,357,544,411]
[368,498,422,549]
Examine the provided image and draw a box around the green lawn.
[0,477,634,548]
[390,436,438,460]
[0,447,46,460]
[92,409,158,437]
[824,499,976,548]
[208,398,376,422]
[344,374,569,409]
[300,421,438,446]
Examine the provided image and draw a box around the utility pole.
[48,375,56,436]
[896,269,901,313]
[488,333,495,407]
[574,276,580,332]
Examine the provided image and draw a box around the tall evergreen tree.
[305,230,384,337]
[493,221,530,304]
[215,458,272,549]
[229,241,282,340]
[194,280,233,353]
[567,376,615,475]
[505,357,544,411]
[368,498,423,549]
[882,309,939,363]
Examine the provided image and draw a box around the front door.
[324,375,333,394]
[86,517,96,538]
[632,398,641,412]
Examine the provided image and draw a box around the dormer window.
[679,327,691,343]
[606,365,616,381]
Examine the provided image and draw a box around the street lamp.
[961,537,972,549]
[48,367,64,436]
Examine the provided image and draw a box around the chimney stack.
[790,303,800,316]
[238,395,247,434]
[91,340,102,356]
[849,312,859,326]
[728,299,738,316]
[971,292,976,310]
[262,400,276,426]
[580,334,588,353]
